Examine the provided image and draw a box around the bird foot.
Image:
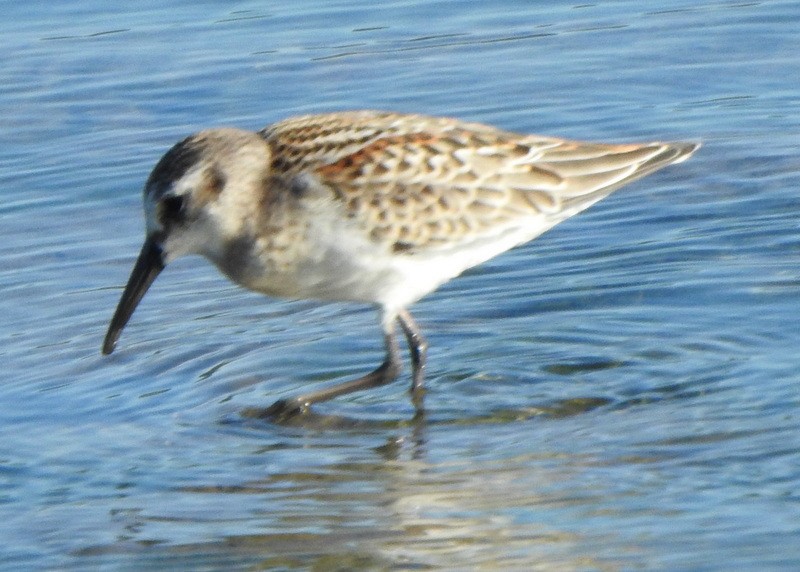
[250,398,311,422]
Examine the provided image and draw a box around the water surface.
[2,1,800,569]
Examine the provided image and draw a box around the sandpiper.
[102,111,698,418]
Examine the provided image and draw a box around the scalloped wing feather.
[260,111,698,253]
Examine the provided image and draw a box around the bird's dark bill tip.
[101,334,118,355]
[101,238,164,356]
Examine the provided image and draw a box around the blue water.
[3,1,800,569]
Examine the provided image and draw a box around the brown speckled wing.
[260,112,697,252]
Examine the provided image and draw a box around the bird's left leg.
[396,308,428,412]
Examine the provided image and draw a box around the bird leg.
[396,309,428,412]
[263,310,430,420]
[264,326,403,419]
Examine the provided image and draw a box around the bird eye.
[160,195,186,223]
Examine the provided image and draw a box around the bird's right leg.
[264,320,403,420]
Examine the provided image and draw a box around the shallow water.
[3,1,800,570]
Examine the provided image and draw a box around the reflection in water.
[74,460,585,570]
[74,398,627,570]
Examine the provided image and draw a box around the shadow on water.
[236,394,613,432]
[229,353,626,431]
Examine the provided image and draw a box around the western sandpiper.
[102,111,698,418]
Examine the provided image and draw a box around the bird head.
[102,129,270,355]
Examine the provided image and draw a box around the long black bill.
[102,238,165,355]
